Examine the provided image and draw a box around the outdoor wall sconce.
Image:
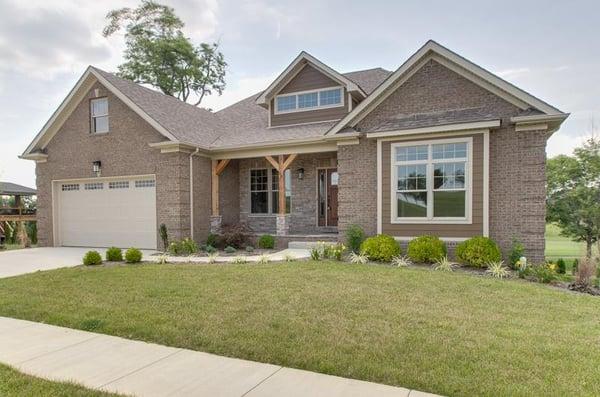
[297,167,305,180]
[93,161,102,177]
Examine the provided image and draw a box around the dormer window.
[90,97,109,133]
[275,87,343,114]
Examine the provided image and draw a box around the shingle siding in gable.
[271,64,349,127]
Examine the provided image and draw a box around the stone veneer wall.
[238,152,337,235]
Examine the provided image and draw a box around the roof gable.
[255,51,366,107]
[327,40,567,136]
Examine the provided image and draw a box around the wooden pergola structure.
[0,182,37,242]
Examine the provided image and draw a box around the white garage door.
[57,177,157,249]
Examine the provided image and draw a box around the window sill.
[247,213,291,217]
[90,131,109,136]
[390,218,472,225]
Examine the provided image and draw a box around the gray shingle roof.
[364,107,500,133]
[0,182,37,196]
[92,66,392,148]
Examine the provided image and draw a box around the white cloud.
[202,73,277,111]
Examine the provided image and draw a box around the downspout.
[189,148,200,240]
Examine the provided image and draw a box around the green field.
[545,223,596,261]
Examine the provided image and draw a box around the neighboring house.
[21,40,568,261]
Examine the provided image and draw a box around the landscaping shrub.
[159,224,169,250]
[345,224,365,253]
[124,248,143,263]
[181,238,198,255]
[573,258,579,273]
[455,236,501,268]
[310,246,321,260]
[224,246,236,254]
[245,245,254,253]
[433,256,454,272]
[105,247,123,262]
[530,263,558,283]
[327,243,346,261]
[221,223,250,248]
[168,241,183,255]
[360,234,401,262]
[205,245,217,254]
[407,235,447,263]
[486,261,510,279]
[573,258,596,288]
[83,250,102,266]
[508,238,525,269]
[556,258,566,274]
[206,233,218,247]
[258,234,275,249]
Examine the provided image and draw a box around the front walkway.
[0,317,440,397]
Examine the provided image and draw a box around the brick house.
[21,41,568,261]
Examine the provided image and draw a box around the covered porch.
[0,182,37,245]
[209,150,340,242]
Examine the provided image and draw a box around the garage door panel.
[57,177,157,249]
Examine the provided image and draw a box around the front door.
[318,168,338,227]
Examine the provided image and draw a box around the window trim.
[248,167,292,215]
[390,137,473,224]
[90,97,109,134]
[274,86,344,115]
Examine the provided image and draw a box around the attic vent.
[94,88,100,97]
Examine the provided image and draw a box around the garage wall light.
[297,167,305,180]
[93,161,102,177]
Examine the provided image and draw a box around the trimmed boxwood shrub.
[345,224,365,253]
[105,247,123,262]
[360,234,401,262]
[124,248,143,263]
[258,234,275,249]
[83,250,102,266]
[407,235,447,263]
[455,236,501,268]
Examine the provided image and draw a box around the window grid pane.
[298,92,318,108]
[319,88,341,106]
[394,141,469,220]
[276,96,296,112]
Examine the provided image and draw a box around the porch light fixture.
[297,167,305,180]
[92,161,102,177]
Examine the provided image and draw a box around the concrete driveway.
[0,247,156,278]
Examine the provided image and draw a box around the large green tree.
[547,137,600,257]
[103,0,226,106]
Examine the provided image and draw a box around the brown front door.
[318,168,338,227]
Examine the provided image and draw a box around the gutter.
[189,148,200,239]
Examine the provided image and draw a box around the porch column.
[265,154,297,236]
[211,159,230,234]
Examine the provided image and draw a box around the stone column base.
[276,214,290,236]
[210,215,222,234]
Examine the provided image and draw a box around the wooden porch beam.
[211,159,231,216]
[281,153,298,172]
[264,155,280,171]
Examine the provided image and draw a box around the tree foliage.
[547,137,600,257]
[103,0,226,106]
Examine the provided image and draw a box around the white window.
[250,168,291,214]
[391,138,472,223]
[135,180,155,188]
[108,181,129,189]
[61,183,79,191]
[84,182,103,190]
[274,87,343,114]
[90,98,109,133]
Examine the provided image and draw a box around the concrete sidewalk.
[0,317,440,397]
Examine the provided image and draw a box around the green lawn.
[0,363,119,397]
[0,262,598,396]
[545,223,589,260]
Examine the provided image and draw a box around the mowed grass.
[0,262,599,396]
[0,363,120,397]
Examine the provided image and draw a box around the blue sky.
[1,0,598,187]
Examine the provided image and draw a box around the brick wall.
[347,59,549,262]
[35,82,192,248]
